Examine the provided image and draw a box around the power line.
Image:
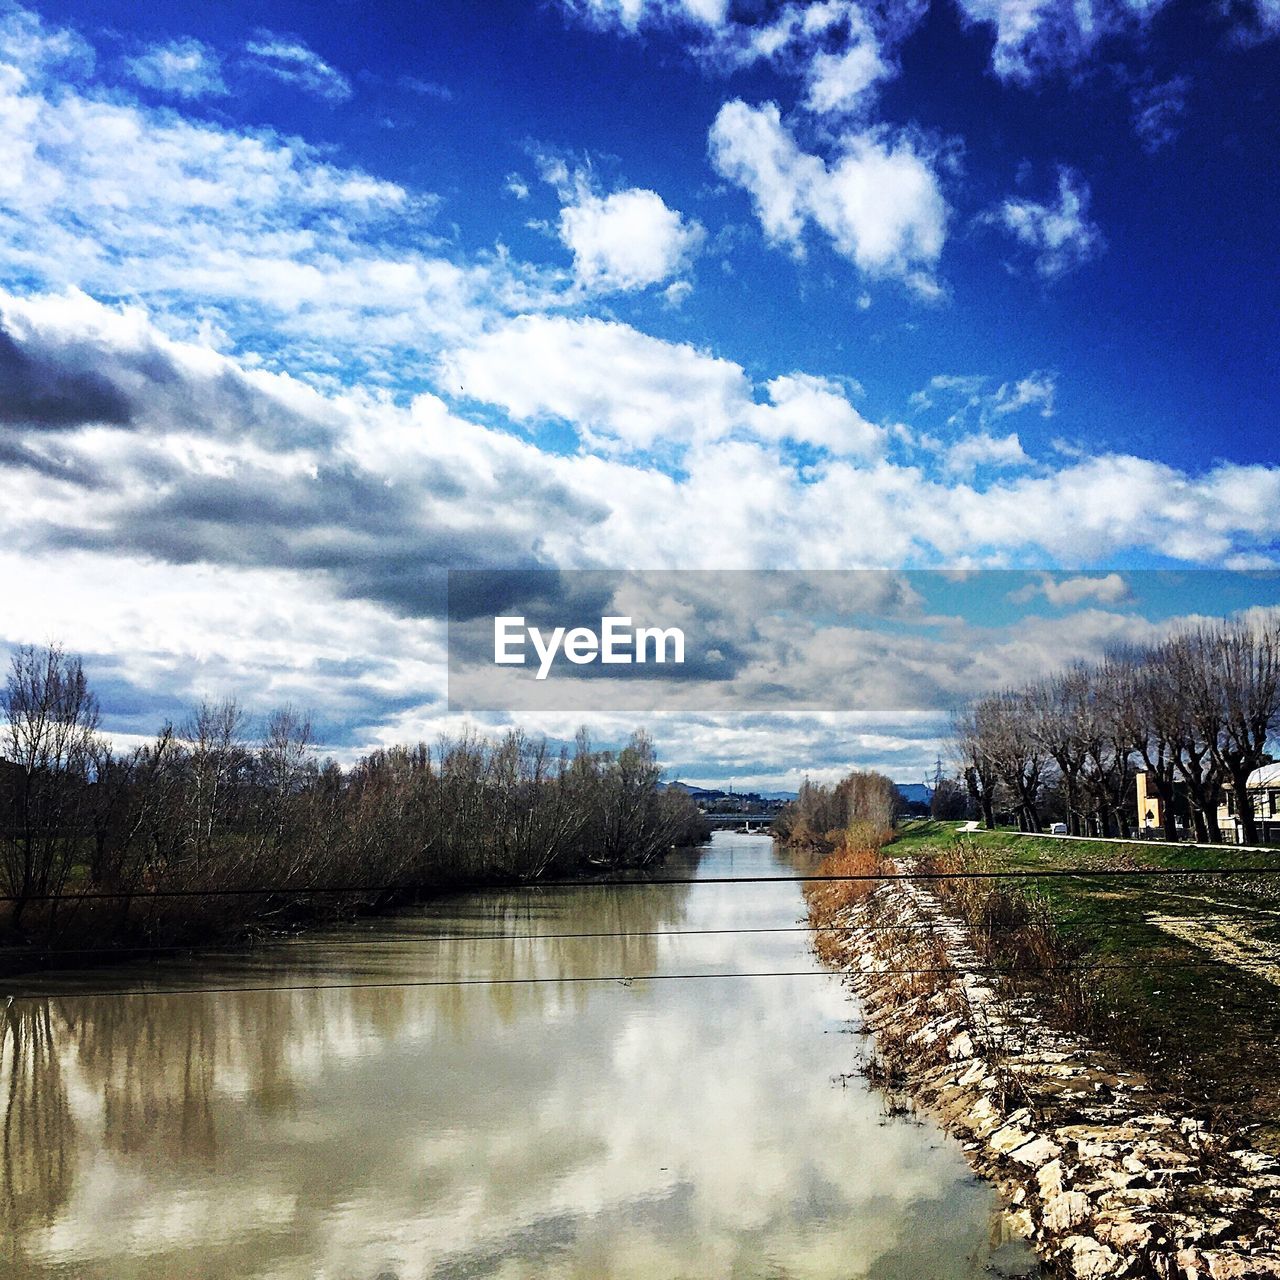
[7,863,1280,903]
[8,952,1280,1002]
[0,914,1259,959]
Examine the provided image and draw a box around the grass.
[889,819,1280,1149]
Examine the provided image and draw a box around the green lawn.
[889,819,1280,1147]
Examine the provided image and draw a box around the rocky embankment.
[822,863,1280,1279]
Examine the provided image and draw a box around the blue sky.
[35,0,1278,471]
[1,0,1279,783]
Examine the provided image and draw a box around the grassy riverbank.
[892,821,1280,1149]
[800,823,1280,1277]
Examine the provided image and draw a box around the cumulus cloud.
[995,168,1103,279]
[715,2,897,117]
[125,37,227,99]
[438,315,884,456]
[0,3,92,76]
[243,32,353,102]
[709,100,947,291]
[4,286,1280,775]
[751,374,885,455]
[439,314,748,451]
[559,187,704,291]
[561,0,915,122]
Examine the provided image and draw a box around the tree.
[1026,666,1092,835]
[1206,620,1280,845]
[0,645,102,930]
[1163,631,1226,843]
[981,690,1049,832]
[180,698,248,870]
[950,705,997,829]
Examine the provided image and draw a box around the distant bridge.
[701,813,776,832]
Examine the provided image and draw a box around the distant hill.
[664,782,798,803]
[894,783,933,804]
[666,781,930,804]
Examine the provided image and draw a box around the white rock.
[1043,1190,1092,1232]
[1062,1235,1122,1279]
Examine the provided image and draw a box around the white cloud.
[806,28,890,115]
[438,315,885,457]
[1010,572,1133,605]
[563,0,905,121]
[5,288,1280,631]
[1131,75,1189,152]
[243,32,352,102]
[125,37,227,100]
[721,2,894,117]
[438,314,750,451]
[0,3,92,77]
[953,0,1172,81]
[708,101,817,248]
[559,187,704,291]
[911,370,1055,427]
[943,431,1031,477]
[991,372,1056,416]
[709,100,947,291]
[560,0,730,32]
[0,27,565,378]
[663,279,693,307]
[750,374,885,455]
[996,168,1103,279]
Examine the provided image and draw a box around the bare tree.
[949,704,997,829]
[1026,666,1092,835]
[259,705,315,847]
[180,698,248,870]
[1206,619,1280,845]
[1082,659,1138,839]
[1163,631,1227,842]
[982,690,1050,832]
[0,645,102,930]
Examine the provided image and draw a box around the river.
[0,832,1035,1279]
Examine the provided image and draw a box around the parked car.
[1048,822,1068,835]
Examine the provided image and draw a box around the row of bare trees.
[951,618,1280,842]
[0,645,709,951]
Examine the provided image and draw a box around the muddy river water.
[0,832,1035,1278]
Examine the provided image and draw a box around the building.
[1135,770,1185,837]
[1136,763,1280,844]
[1218,762,1280,846]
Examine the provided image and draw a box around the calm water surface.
[0,833,1034,1279]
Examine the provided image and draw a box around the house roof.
[1247,762,1280,789]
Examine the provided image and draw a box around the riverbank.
[807,833,1280,1279]
[0,651,711,978]
[0,845,711,980]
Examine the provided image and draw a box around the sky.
[0,0,1278,787]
